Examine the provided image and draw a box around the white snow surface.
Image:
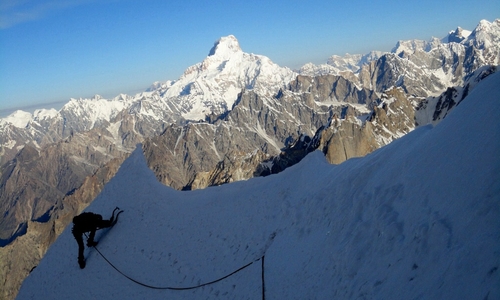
[0,110,33,128]
[32,108,58,122]
[299,51,385,77]
[17,73,500,299]
[63,95,132,125]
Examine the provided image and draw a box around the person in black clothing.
[72,207,122,269]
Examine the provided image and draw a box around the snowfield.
[17,72,500,299]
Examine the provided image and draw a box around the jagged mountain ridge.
[144,61,496,192]
[301,19,500,97]
[298,51,385,76]
[2,19,499,162]
[143,71,421,190]
[1,19,499,300]
[143,75,370,190]
[0,36,295,165]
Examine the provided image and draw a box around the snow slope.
[17,72,500,299]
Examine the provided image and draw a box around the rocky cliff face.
[0,122,136,244]
[318,86,416,164]
[143,87,332,190]
[143,74,418,190]
[0,155,125,300]
[0,220,56,300]
[0,106,152,299]
[415,65,497,125]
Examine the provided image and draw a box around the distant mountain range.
[0,18,499,300]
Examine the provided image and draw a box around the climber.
[71,207,122,269]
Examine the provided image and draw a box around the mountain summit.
[444,26,471,43]
[154,35,296,120]
[208,35,242,58]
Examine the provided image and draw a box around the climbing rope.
[261,254,266,300]
[84,233,266,295]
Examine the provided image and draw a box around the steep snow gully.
[18,72,500,299]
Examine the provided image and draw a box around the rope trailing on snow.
[261,254,266,300]
[84,233,266,297]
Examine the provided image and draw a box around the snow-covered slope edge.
[17,71,500,299]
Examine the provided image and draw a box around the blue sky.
[0,0,498,114]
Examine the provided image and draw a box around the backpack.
[73,212,103,231]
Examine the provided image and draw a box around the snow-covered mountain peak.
[443,26,471,43]
[32,108,58,122]
[176,35,245,79]
[326,52,384,73]
[477,19,496,30]
[390,19,499,54]
[156,35,296,121]
[297,62,340,76]
[327,53,362,70]
[59,95,133,131]
[0,110,33,128]
[208,35,242,58]
[299,51,385,76]
[391,39,431,56]
[465,19,500,49]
